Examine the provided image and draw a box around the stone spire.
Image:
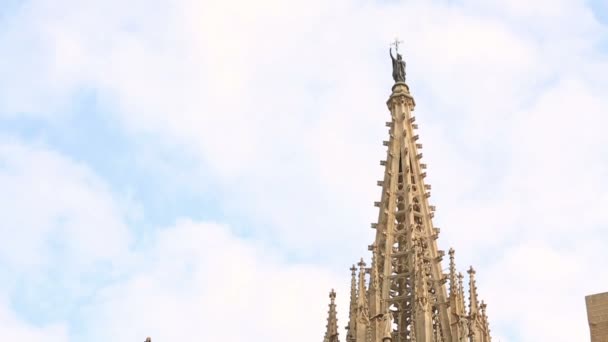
[324,289,340,342]
[366,51,453,342]
[346,265,357,342]
[318,47,493,342]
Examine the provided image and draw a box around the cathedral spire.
[324,289,340,342]
[370,50,452,342]
[318,46,493,342]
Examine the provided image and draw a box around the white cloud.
[483,240,608,341]
[0,298,68,342]
[0,137,132,270]
[0,137,347,342]
[77,220,346,342]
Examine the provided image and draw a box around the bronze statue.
[389,47,406,83]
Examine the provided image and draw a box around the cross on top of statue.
[391,38,404,54]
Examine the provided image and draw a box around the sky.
[0,0,607,341]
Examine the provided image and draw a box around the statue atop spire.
[389,38,406,83]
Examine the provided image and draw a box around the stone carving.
[358,303,370,323]
[458,317,469,342]
[382,310,394,341]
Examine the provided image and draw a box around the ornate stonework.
[321,49,492,342]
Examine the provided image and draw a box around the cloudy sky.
[1,0,607,341]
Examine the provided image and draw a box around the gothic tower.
[322,45,492,342]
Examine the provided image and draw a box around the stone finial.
[145,338,151,342]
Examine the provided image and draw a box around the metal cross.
[391,38,404,53]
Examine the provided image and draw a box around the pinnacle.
[468,266,476,275]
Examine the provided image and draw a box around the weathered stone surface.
[587,292,608,342]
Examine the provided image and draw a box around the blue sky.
[0,0,607,341]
